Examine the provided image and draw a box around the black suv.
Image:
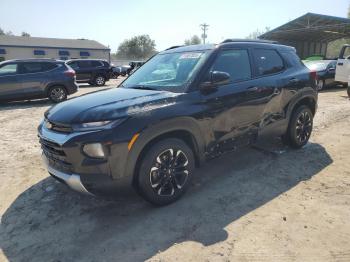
[0,59,77,103]
[39,40,317,205]
[66,59,111,86]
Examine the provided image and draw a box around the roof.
[0,35,110,50]
[260,13,350,43]
[161,44,215,54]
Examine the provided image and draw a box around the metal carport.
[259,13,350,59]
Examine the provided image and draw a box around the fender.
[285,88,317,120]
[123,116,206,184]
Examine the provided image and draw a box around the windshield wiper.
[129,85,157,90]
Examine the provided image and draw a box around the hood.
[45,87,180,124]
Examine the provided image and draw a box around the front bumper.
[38,121,133,196]
[42,153,93,195]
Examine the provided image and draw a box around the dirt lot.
[0,80,350,262]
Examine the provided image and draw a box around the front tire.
[48,86,67,103]
[137,138,195,206]
[282,105,313,148]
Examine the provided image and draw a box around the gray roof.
[260,13,350,43]
[0,35,110,50]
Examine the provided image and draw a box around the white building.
[0,35,110,62]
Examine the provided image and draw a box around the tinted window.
[91,61,103,67]
[253,49,284,76]
[67,61,79,69]
[20,63,43,73]
[0,63,17,75]
[78,60,91,68]
[41,62,59,71]
[211,49,251,82]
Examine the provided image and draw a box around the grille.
[40,138,73,173]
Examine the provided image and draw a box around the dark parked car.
[39,40,317,205]
[66,59,112,86]
[0,59,77,103]
[304,60,337,90]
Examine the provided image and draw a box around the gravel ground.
[0,81,350,262]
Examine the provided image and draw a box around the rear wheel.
[316,79,325,91]
[48,86,67,103]
[94,75,106,86]
[137,138,195,206]
[282,105,313,149]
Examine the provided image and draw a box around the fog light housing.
[83,143,105,158]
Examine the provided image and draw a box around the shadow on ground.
[0,98,52,111]
[0,140,332,261]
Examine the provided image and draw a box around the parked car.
[304,60,337,90]
[39,40,317,205]
[66,59,112,86]
[335,44,350,87]
[0,59,77,103]
[128,61,145,75]
[110,64,120,79]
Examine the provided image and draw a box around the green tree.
[21,31,30,37]
[184,35,201,45]
[0,27,4,35]
[116,35,157,60]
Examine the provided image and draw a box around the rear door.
[0,63,21,100]
[335,45,350,83]
[17,62,60,97]
[77,60,93,81]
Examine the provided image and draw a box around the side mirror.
[201,71,231,90]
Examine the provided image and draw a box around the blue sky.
[0,0,348,52]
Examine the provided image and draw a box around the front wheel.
[48,86,67,103]
[282,105,313,149]
[137,138,195,206]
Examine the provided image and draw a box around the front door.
[0,63,21,100]
[335,45,350,83]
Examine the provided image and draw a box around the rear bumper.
[66,82,79,95]
[42,153,93,195]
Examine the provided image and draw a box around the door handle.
[338,62,344,66]
[247,86,259,92]
[289,78,300,84]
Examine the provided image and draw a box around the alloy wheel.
[95,76,105,86]
[295,111,312,144]
[50,87,65,102]
[149,148,189,196]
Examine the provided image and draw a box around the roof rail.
[221,39,279,44]
[165,45,184,50]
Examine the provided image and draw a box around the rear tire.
[282,105,313,149]
[48,86,67,103]
[94,75,106,86]
[137,138,195,206]
[317,79,325,91]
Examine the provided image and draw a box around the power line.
[200,23,209,44]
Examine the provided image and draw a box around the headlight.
[72,118,126,131]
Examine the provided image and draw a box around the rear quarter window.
[253,49,284,76]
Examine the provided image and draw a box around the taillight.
[310,70,317,81]
[64,69,76,78]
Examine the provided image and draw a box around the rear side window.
[253,49,284,76]
[91,61,103,67]
[0,63,18,76]
[78,60,92,68]
[211,49,251,82]
[67,61,79,69]
[18,62,58,74]
[41,62,59,71]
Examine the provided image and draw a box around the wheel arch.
[124,117,206,187]
[45,84,67,96]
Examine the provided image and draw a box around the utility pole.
[200,23,209,44]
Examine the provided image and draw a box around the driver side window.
[211,49,251,82]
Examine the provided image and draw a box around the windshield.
[121,51,210,92]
